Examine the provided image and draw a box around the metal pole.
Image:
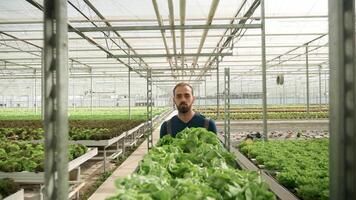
[261,0,268,140]
[318,65,322,111]
[294,80,298,104]
[283,84,286,104]
[128,49,131,119]
[227,69,230,151]
[204,79,207,106]
[72,75,75,109]
[71,61,75,109]
[147,69,153,150]
[224,68,231,151]
[128,68,131,119]
[90,69,93,115]
[198,84,200,107]
[224,71,227,147]
[34,69,37,114]
[43,0,69,199]
[329,0,356,199]
[240,79,243,104]
[41,49,45,120]
[306,44,310,117]
[216,58,220,118]
[324,72,328,106]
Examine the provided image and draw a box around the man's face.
[173,85,195,114]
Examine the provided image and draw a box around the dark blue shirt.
[160,113,217,138]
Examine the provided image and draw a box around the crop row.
[0,140,87,172]
[0,178,20,199]
[238,139,329,200]
[0,107,167,120]
[204,111,328,120]
[0,119,143,140]
[108,128,276,200]
[196,108,328,113]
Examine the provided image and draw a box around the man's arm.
[160,121,167,138]
[208,119,217,134]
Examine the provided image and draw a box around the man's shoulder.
[194,112,213,121]
[162,115,178,125]
[195,112,216,124]
[194,112,206,118]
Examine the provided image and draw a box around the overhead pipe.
[192,0,220,69]
[82,0,150,71]
[180,0,186,70]
[151,0,175,76]
[168,0,178,70]
[25,0,146,78]
[198,0,259,78]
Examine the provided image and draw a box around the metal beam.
[25,0,147,78]
[329,0,356,199]
[306,45,310,117]
[217,59,220,118]
[261,0,268,140]
[192,0,220,69]
[198,0,260,78]
[82,0,149,71]
[180,0,186,70]
[107,52,232,58]
[151,0,175,76]
[0,15,328,25]
[70,24,261,32]
[168,0,178,70]
[43,0,68,199]
[0,32,328,41]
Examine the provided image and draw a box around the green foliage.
[0,107,168,120]
[238,139,329,200]
[108,128,275,200]
[0,141,87,172]
[0,118,145,141]
[0,178,20,198]
[204,111,328,120]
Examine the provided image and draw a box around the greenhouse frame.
[0,0,355,199]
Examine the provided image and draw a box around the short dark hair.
[173,82,194,96]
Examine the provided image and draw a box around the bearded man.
[160,82,217,138]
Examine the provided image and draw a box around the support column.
[71,61,75,109]
[43,0,69,199]
[329,0,356,199]
[204,79,207,106]
[324,72,328,106]
[261,0,268,140]
[128,68,131,119]
[198,84,200,107]
[216,58,220,118]
[224,68,231,151]
[146,69,153,150]
[90,69,93,115]
[318,65,322,111]
[34,69,37,114]
[305,44,310,117]
[128,50,131,119]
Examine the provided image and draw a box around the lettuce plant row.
[0,140,87,172]
[204,111,328,120]
[108,128,276,200]
[238,139,329,200]
[0,178,20,199]
[0,119,144,140]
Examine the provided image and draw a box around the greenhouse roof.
[0,0,328,92]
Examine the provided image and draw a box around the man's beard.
[177,102,191,114]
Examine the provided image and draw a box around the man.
[160,82,217,138]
